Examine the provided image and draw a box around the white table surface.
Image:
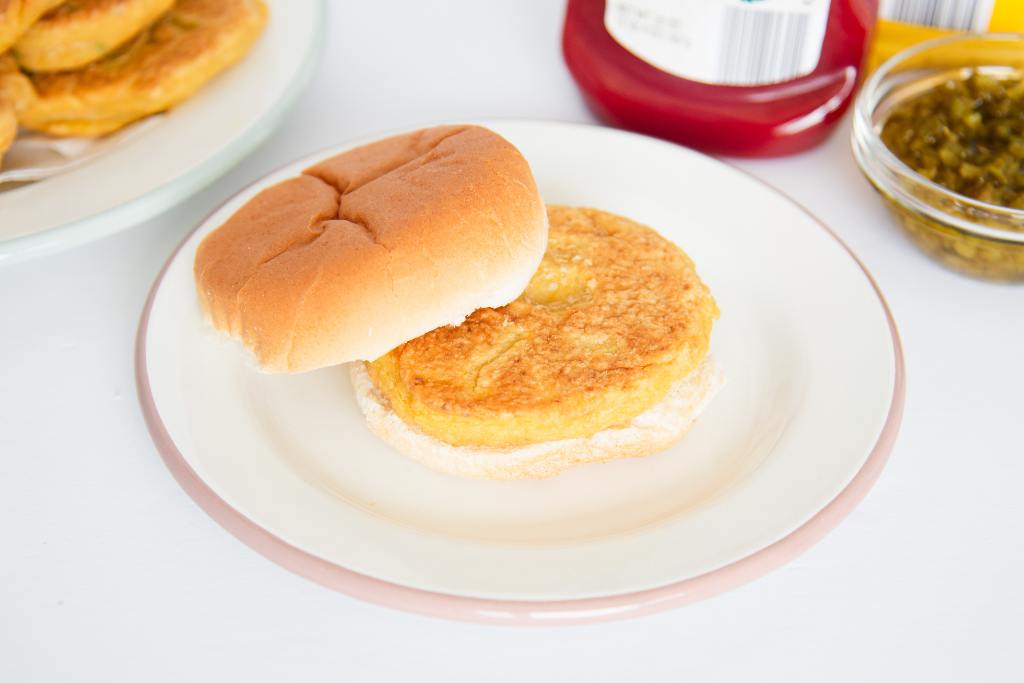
[3,2,1022,680]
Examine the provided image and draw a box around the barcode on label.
[717,7,811,85]
[879,0,994,30]
[604,0,831,87]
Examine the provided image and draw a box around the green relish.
[881,72,1024,211]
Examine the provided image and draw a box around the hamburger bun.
[194,125,548,373]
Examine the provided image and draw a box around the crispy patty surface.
[0,53,32,166]
[15,0,176,72]
[0,0,64,52]
[0,100,14,165]
[18,0,266,136]
[366,205,719,448]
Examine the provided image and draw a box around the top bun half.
[193,125,548,373]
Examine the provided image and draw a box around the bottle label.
[604,0,832,86]
[879,0,995,31]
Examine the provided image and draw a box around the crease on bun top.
[193,125,549,373]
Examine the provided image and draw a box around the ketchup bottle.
[563,0,878,157]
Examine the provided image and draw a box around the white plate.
[0,0,324,265]
[137,121,904,624]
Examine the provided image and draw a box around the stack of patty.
[0,0,267,166]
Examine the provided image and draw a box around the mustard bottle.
[868,1,1024,72]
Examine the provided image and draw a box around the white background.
[2,1,1022,680]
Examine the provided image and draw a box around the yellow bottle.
[868,0,1024,72]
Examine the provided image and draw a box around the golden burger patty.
[0,101,15,165]
[14,0,176,73]
[17,0,267,137]
[0,54,32,166]
[0,0,64,52]
[366,205,718,448]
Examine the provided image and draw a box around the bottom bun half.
[350,356,725,480]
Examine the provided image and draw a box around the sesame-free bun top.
[193,125,548,373]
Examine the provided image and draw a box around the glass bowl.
[852,33,1024,282]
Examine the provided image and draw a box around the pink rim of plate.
[135,146,905,628]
